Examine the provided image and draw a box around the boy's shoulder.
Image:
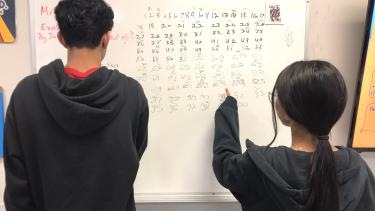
[13,74,39,96]
[114,70,146,96]
[112,70,147,106]
[112,70,143,89]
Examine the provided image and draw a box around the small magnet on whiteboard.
[265,0,284,25]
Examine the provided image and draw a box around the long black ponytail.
[269,61,347,211]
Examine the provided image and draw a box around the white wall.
[0,0,32,210]
[308,0,375,173]
[0,0,373,210]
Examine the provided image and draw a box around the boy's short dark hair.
[54,0,114,49]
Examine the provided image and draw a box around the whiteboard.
[29,0,308,202]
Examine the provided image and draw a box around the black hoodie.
[213,96,375,211]
[4,59,149,211]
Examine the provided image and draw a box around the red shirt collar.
[64,67,99,80]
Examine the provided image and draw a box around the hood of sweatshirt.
[246,140,375,211]
[38,59,126,136]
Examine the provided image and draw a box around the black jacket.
[213,96,375,211]
[4,59,149,211]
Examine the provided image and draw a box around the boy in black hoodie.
[3,0,149,210]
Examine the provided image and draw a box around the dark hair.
[269,61,347,211]
[54,0,114,48]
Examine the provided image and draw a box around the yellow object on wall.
[0,16,14,42]
[0,0,15,43]
[352,4,375,149]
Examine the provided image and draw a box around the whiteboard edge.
[135,193,237,203]
[0,194,237,208]
[29,0,37,73]
[304,0,311,59]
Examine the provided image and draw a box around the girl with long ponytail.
[213,60,375,211]
[272,61,345,211]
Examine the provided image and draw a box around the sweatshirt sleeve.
[3,99,36,211]
[355,162,375,210]
[213,96,259,194]
[135,90,149,159]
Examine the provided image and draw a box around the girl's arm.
[213,95,258,194]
